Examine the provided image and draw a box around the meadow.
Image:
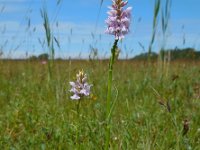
[0,60,199,149]
[0,0,200,149]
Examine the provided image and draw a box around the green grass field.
[0,60,200,149]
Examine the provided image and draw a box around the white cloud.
[0,20,111,58]
[1,16,200,59]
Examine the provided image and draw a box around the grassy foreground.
[0,60,199,149]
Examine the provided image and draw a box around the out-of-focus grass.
[0,60,199,149]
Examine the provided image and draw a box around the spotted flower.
[69,70,92,100]
[105,0,132,40]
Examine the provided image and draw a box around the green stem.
[105,39,118,150]
[76,100,81,146]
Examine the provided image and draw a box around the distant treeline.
[132,48,200,60]
[2,47,198,61]
[28,53,62,61]
[29,53,49,60]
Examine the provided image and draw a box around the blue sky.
[0,0,200,59]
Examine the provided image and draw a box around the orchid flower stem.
[105,39,118,150]
[77,100,81,115]
[76,100,81,146]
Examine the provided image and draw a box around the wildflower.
[69,70,92,100]
[105,0,132,40]
[114,136,118,141]
[41,60,47,65]
[104,1,132,148]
